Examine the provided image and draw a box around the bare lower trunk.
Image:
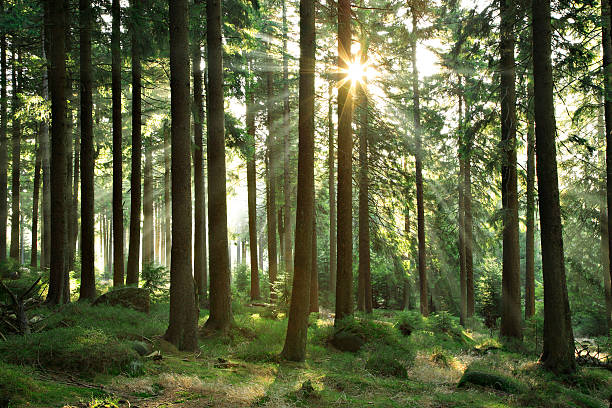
[328,84,336,295]
[31,144,41,267]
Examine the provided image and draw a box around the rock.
[92,287,150,313]
[158,339,179,354]
[458,369,525,394]
[331,329,364,352]
[131,341,152,356]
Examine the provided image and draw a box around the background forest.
[1,0,612,406]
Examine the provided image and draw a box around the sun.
[347,60,366,84]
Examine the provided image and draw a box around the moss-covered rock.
[458,369,525,393]
[331,329,364,352]
[93,287,150,313]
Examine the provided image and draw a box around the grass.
[0,302,611,407]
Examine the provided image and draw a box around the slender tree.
[282,0,292,278]
[265,49,278,301]
[126,0,142,286]
[335,0,353,323]
[111,0,124,286]
[499,0,522,339]
[599,102,612,331]
[246,60,260,301]
[205,0,232,331]
[532,0,575,373]
[525,77,536,319]
[458,87,467,327]
[328,82,336,294]
[0,1,6,263]
[164,124,171,268]
[9,51,20,261]
[143,143,153,266]
[31,144,41,267]
[41,22,51,269]
[310,209,319,313]
[164,0,199,350]
[282,0,315,359]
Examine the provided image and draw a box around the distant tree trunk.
[499,0,522,340]
[164,125,171,268]
[310,208,319,313]
[357,65,371,314]
[79,0,96,300]
[458,88,467,327]
[111,0,123,286]
[46,0,68,305]
[410,12,427,316]
[402,200,411,311]
[41,23,51,269]
[532,0,575,374]
[72,127,79,272]
[9,50,20,261]
[282,0,315,359]
[335,0,353,323]
[465,140,474,318]
[126,0,142,286]
[525,77,536,319]
[602,0,612,333]
[31,144,41,267]
[204,0,232,331]
[143,143,153,267]
[192,2,207,307]
[164,0,199,351]
[0,4,6,263]
[599,102,612,331]
[246,69,260,300]
[282,0,292,279]
[265,54,278,302]
[328,83,336,295]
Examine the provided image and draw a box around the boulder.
[458,369,525,394]
[92,287,150,313]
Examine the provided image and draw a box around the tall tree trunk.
[31,143,41,267]
[72,125,79,272]
[192,2,207,306]
[41,22,51,269]
[9,50,20,261]
[310,207,319,313]
[410,13,427,316]
[458,88,467,327]
[164,125,171,268]
[328,83,336,295]
[357,64,371,313]
[164,0,199,350]
[525,76,536,319]
[335,0,353,323]
[532,0,575,374]
[499,0,522,339]
[204,0,232,331]
[465,140,474,318]
[602,0,612,333]
[79,0,96,300]
[282,0,292,279]
[246,66,260,300]
[112,0,124,286]
[0,2,6,263]
[126,0,142,286]
[281,0,315,359]
[46,0,68,305]
[599,102,612,331]
[143,143,153,267]
[265,53,278,302]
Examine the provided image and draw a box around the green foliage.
[394,310,425,335]
[458,366,526,394]
[141,263,169,302]
[365,345,409,378]
[233,263,250,295]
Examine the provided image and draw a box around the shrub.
[141,263,169,302]
[458,367,525,394]
[395,311,424,336]
[366,346,409,378]
[430,346,453,368]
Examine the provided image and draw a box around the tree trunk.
[0,4,6,263]
[79,0,96,300]
[164,0,199,351]
[525,76,536,319]
[357,64,371,314]
[458,88,467,327]
[281,0,315,359]
[410,13,427,316]
[164,125,171,269]
[465,139,474,318]
[602,0,612,333]
[41,22,51,269]
[9,50,20,261]
[328,83,336,295]
[192,2,207,306]
[499,0,522,339]
[599,101,612,332]
[143,143,153,267]
[265,53,278,302]
[282,0,292,279]
[310,207,319,313]
[205,0,232,331]
[111,0,124,286]
[126,0,142,286]
[532,0,575,374]
[31,143,41,267]
[246,66,260,300]
[335,0,353,323]
[46,0,68,305]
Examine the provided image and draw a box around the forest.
[1,0,612,406]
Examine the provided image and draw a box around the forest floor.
[1,300,611,408]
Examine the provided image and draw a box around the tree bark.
[204,0,232,331]
[328,83,336,295]
[458,87,467,327]
[282,0,292,279]
[111,0,124,286]
[532,0,575,374]
[602,0,612,333]
[192,0,207,306]
[281,0,314,360]
[9,50,20,261]
[525,76,536,319]
[164,0,199,351]
[46,0,68,305]
[143,143,153,267]
[310,207,319,313]
[41,22,51,269]
[79,0,96,300]
[246,70,260,300]
[164,125,171,268]
[31,143,41,267]
[126,0,142,286]
[335,0,353,323]
[465,138,474,318]
[599,101,612,332]
[0,3,6,263]
[410,12,427,316]
[265,51,278,302]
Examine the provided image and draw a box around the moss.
[458,368,526,394]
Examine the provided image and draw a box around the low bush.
[365,346,409,378]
